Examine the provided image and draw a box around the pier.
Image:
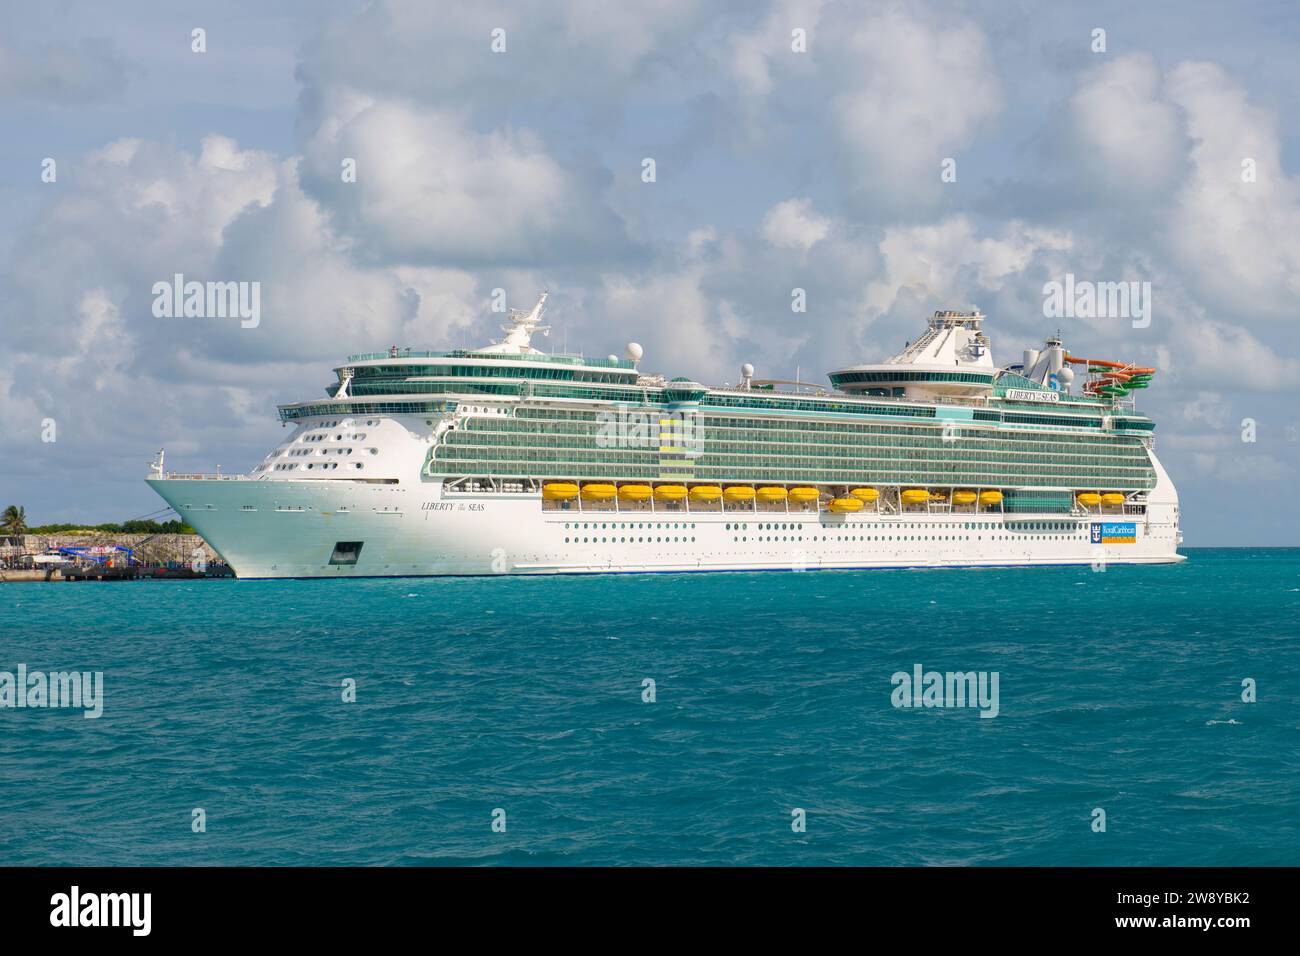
[0,530,233,582]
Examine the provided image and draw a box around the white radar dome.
[625,342,643,363]
[1057,366,1075,385]
[741,363,755,378]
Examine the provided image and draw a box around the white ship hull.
[145,303,1185,578]
[147,464,1183,579]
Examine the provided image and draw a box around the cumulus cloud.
[726,0,825,99]
[0,132,484,489]
[1173,318,1300,391]
[759,198,830,251]
[1068,53,1189,199]
[864,216,1073,318]
[6,135,278,358]
[827,6,1003,213]
[1164,62,1300,322]
[298,93,632,266]
[1060,54,1300,323]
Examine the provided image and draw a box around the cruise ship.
[146,294,1183,577]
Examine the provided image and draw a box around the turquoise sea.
[2,548,1297,866]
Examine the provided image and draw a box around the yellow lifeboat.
[901,489,930,504]
[757,486,788,502]
[952,491,978,506]
[1101,493,1126,506]
[978,490,1003,505]
[929,491,948,501]
[1076,492,1102,507]
[617,484,653,501]
[542,482,579,501]
[849,487,880,501]
[828,497,863,513]
[723,486,755,502]
[688,485,723,500]
[653,484,688,500]
[581,483,617,500]
[788,486,820,503]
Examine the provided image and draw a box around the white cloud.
[1068,53,1188,198]
[299,93,630,265]
[759,198,830,251]
[1172,318,1300,391]
[864,216,1073,317]
[1062,55,1300,323]
[726,0,826,99]
[828,8,1002,212]
[596,268,733,382]
[0,134,484,478]
[1176,391,1231,430]
[1164,62,1300,322]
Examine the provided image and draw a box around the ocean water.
[2,548,1297,866]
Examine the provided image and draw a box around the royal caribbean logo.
[1091,522,1136,544]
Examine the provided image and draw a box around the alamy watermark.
[891,664,1000,718]
[1043,273,1150,329]
[152,273,261,328]
[50,886,151,936]
[0,664,103,718]
[596,404,703,455]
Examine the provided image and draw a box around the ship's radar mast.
[480,291,551,354]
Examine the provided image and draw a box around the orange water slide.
[1064,353,1156,374]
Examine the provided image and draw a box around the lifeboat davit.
[828,497,863,513]
[581,483,617,500]
[542,482,579,500]
[653,484,688,500]
[688,485,723,500]
[788,486,820,503]
[618,484,653,500]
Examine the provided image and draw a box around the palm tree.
[1,505,27,536]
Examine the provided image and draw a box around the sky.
[1,0,1298,545]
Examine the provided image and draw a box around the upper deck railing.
[345,348,636,369]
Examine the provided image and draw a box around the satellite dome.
[625,342,643,363]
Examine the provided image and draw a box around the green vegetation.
[18,517,197,536]
[2,505,27,535]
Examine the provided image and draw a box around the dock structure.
[0,531,230,582]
